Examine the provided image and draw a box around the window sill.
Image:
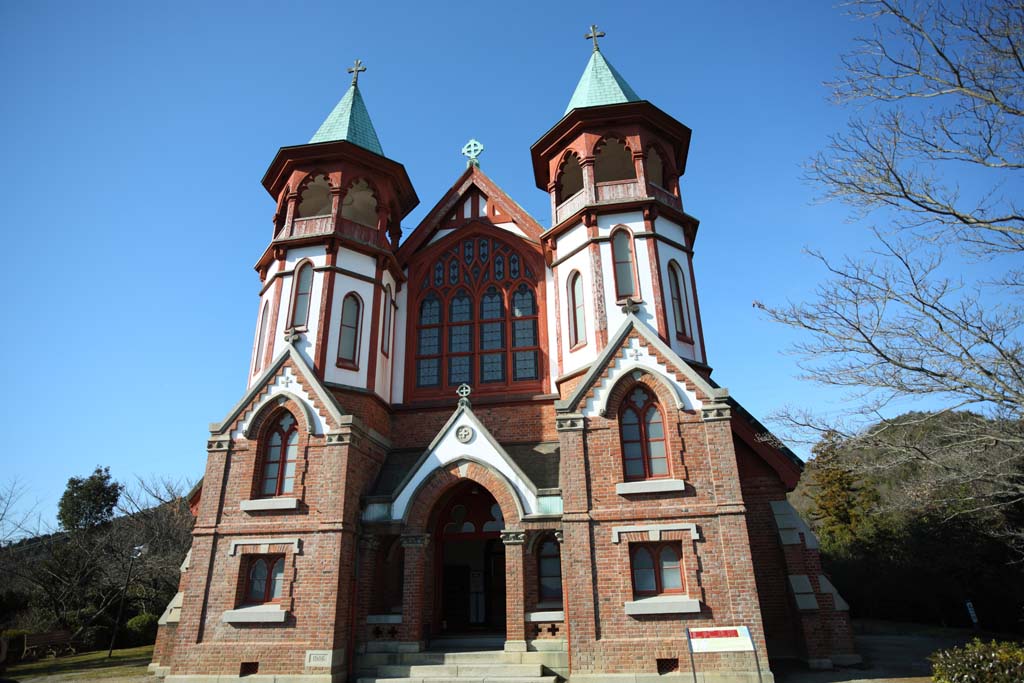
[222,604,288,623]
[568,341,587,353]
[336,360,360,370]
[616,479,687,495]
[240,497,300,512]
[527,610,564,622]
[624,595,700,616]
[675,333,694,344]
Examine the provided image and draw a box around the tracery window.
[611,229,637,300]
[630,543,683,597]
[537,535,563,602]
[337,293,362,368]
[260,412,298,497]
[245,555,285,604]
[411,234,543,395]
[594,138,636,183]
[567,270,586,348]
[296,174,331,218]
[556,152,584,204]
[290,262,314,328]
[619,385,668,480]
[668,261,690,340]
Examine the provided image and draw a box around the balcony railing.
[554,189,586,224]
[288,215,333,238]
[649,184,682,211]
[596,179,644,202]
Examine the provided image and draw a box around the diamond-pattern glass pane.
[480,353,505,382]
[480,322,504,350]
[417,359,440,387]
[513,320,537,348]
[513,350,537,380]
[449,325,472,353]
[450,293,471,322]
[418,328,440,355]
[448,356,471,385]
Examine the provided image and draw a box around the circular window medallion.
[456,425,474,443]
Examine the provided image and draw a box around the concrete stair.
[356,649,560,683]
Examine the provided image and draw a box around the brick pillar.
[400,534,430,649]
[355,535,381,647]
[501,530,527,652]
[555,413,597,673]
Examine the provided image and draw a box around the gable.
[210,345,347,439]
[397,166,544,266]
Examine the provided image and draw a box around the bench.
[22,630,76,659]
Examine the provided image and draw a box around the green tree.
[806,434,878,552]
[57,466,122,531]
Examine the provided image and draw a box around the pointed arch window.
[611,229,637,300]
[568,270,586,349]
[290,262,314,329]
[260,412,298,497]
[254,300,270,374]
[337,293,362,368]
[245,556,285,604]
[668,261,690,340]
[630,543,683,597]
[537,535,563,602]
[619,385,669,480]
[381,285,393,357]
[416,294,442,387]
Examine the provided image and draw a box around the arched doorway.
[432,480,506,636]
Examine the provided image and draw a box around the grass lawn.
[2,645,153,681]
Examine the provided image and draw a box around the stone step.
[358,677,557,683]
[374,664,544,678]
[359,651,525,667]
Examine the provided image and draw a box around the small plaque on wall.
[305,650,337,668]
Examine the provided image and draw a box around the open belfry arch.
[152,28,857,683]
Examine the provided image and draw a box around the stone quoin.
[151,28,857,683]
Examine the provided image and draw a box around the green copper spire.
[564,27,640,115]
[309,59,384,155]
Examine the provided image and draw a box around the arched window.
[260,412,298,497]
[381,285,393,356]
[341,178,379,228]
[254,300,270,374]
[556,153,584,204]
[594,138,636,183]
[416,294,442,387]
[668,261,690,339]
[297,174,331,218]
[511,284,539,381]
[290,262,314,328]
[568,271,586,348]
[537,535,563,602]
[337,293,362,368]
[630,543,683,596]
[619,385,668,480]
[448,289,473,384]
[611,230,637,300]
[646,147,666,188]
[246,556,285,603]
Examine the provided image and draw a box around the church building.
[151,29,856,683]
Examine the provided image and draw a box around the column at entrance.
[501,530,527,652]
[399,533,430,649]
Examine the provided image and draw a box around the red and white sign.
[687,626,754,653]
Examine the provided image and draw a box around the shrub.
[1,630,29,662]
[125,613,159,646]
[930,638,1024,683]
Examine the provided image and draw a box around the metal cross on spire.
[461,139,484,168]
[584,24,605,52]
[348,59,366,86]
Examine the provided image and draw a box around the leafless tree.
[0,478,38,547]
[756,0,1024,549]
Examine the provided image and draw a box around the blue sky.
[1,1,881,525]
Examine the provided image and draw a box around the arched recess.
[589,360,697,418]
[555,152,584,203]
[242,391,319,441]
[340,177,381,228]
[645,146,666,188]
[296,173,333,218]
[594,137,636,183]
[400,459,525,533]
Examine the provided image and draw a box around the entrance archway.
[432,480,507,636]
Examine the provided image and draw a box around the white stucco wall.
[323,249,377,388]
[391,270,410,404]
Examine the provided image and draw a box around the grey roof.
[367,441,560,498]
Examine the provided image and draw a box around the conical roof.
[564,50,641,115]
[309,83,384,155]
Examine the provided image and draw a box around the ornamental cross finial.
[456,383,472,407]
[348,58,366,86]
[461,139,484,168]
[585,24,605,52]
